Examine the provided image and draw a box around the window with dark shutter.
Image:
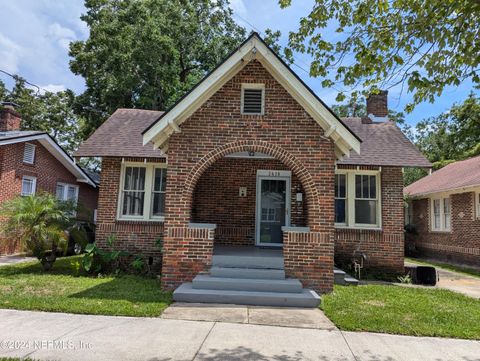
[241,85,264,115]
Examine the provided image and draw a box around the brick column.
[283,230,334,293]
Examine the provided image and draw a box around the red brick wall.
[334,166,405,275]
[192,157,307,245]
[95,157,164,270]
[0,141,98,254]
[411,192,480,266]
[162,60,336,292]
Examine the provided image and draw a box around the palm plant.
[0,192,73,270]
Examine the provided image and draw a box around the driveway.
[0,309,479,361]
[405,260,480,299]
[0,255,35,266]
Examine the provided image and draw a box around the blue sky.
[0,0,477,127]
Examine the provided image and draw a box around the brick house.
[404,156,480,267]
[0,103,98,254]
[75,33,430,306]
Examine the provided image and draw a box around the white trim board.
[142,33,361,158]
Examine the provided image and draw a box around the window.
[241,84,264,115]
[117,163,167,221]
[431,197,451,231]
[405,201,413,225]
[354,174,378,225]
[23,143,36,164]
[334,171,381,229]
[151,168,167,217]
[476,192,480,219]
[56,183,79,203]
[334,174,347,224]
[21,176,36,196]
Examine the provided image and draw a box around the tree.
[69,0,247,137]
[0,193,72,271]
[403,93,480,185]
[280,0,480,111]
[1,79,84,154]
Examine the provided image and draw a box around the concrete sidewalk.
[0,255,36,266]
[0,309,479,361]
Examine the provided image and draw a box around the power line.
[0,69,42,94]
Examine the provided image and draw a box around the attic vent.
[23,143,36,164]
[241,84,264,115]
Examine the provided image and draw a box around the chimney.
[366,90,388,121]
[0,102,21,132]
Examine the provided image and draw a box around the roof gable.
[142,33,361,158]
[0,132,96,187]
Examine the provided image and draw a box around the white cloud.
[41,84,66,94]
[0,32,23,73]
[229,0,247,16]
[48,23,77,50]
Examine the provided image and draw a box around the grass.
[0,256,172,317]
[322,285,480,340]
[406,257,480,279]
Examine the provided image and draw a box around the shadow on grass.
[69,276,171,304]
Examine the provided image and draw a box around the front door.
[255,170,291,247]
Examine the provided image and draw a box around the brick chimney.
[0,102,21,132]
[366,90,388,119]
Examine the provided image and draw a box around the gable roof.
[0,131,96,187]
[74,109,165,158]
[404,156,480,198]
[338,118,432,168]
[142,33,361,158]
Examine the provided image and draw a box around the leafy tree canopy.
[0,79,84,154]
[69,0,247,137]
[280,0,480,112]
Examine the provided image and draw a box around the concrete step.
[173,283,321,308]
[210,266,285,280]
[212,255,284,270]
[344,276,359,286]
[334,268,346,285]
[193,275,303,293]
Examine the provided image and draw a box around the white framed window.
[334,174,347,225]
[476,192,480,219]
[23,143,36,164]
[117,162,167,221]
[56,183,79,203]
[241,83,265,115]
[431,197,451,232]
[405,200,413,225]
[21,176,36,196]
[334,170,381,229]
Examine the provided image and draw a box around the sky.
[0,0,477,128]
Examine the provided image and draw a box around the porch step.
[173,283,321,308]
[193,275,303,293]
[334,267,358,286]
[212,255,284,270]
[210,266,285,280]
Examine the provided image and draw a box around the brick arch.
[182,140,321,228]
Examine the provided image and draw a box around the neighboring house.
[75,33,430,305]
[0,102,99,254]
[404,156,480,267]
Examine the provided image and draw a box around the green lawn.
[0,256,172,317]
[406,257,480,279]
[322,285,480,340]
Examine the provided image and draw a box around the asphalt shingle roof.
[74,109,165,158]
[338,118,431,168]
[404,155,480,197]
[75,110,431,169]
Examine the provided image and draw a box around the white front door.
[255,170,291,247]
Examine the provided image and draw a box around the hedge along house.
[75,33,430,306]
[404,156,480,267]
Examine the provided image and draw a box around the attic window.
[241,84,264,115]
[23,143,36,164]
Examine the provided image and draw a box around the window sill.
[429,230,451,233]
[116,217,165,223]
[335,225,383,232]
